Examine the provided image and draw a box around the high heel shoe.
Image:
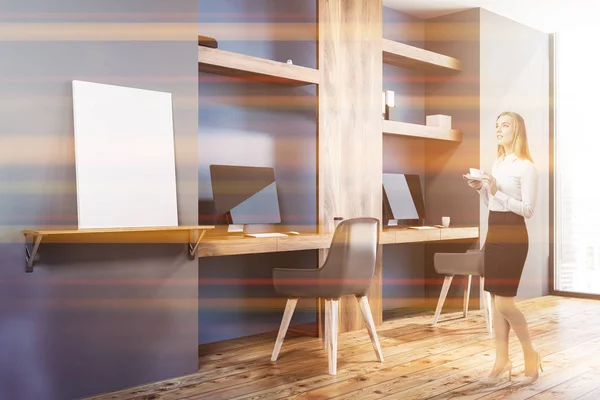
[479,360,512,385]
[516,351,543,385]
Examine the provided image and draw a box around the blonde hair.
[496,111,533,163]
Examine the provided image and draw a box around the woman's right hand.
[463,174,483,190]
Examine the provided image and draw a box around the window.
[554,27,600,295]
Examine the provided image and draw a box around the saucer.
[463,174,483,181]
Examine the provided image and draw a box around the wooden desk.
[20,225,478,271]
[199,226,478,257]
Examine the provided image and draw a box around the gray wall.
[381,7,427,309]
[424,8,482,227]
[423,8,482,303]
[421,7,550,303]
[197,0,319,344]
[479,9,550,299]
[0,1,199,399]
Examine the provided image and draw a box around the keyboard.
[244,232,288,238]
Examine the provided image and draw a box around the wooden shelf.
[382,120,462,142]
[382,39,461,72]
[22,225,214,272]
[198,45,320,86]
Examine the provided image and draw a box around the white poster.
[72,80,178,229]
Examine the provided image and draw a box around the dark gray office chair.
[432,242,492,333]
[270,217,384,375]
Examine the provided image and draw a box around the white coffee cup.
[442,216,450,227]
[469,168,483,178]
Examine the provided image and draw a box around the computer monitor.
[382,173,426,225]
[209,164,282,225]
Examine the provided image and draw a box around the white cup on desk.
[442,216,450,228]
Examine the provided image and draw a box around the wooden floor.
[87,296,600,400]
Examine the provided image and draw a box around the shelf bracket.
[188,229,207,260]
[25,234,43,273]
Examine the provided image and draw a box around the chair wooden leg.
[480,277,493,333]
[324,300,330,365]
[358,296,384,362]
[323,299,329,350]
[463,275,472,318]
[479,275,485,311]
[271,298,298,361]
[433,276,453,326]
[325,299,339,375]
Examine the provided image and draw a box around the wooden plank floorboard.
[510,367,600,400]
[575,384,600,399]
[394,314,600,400]
[526,367,600,399]
[195,299,598,400]
[84,296,600,400]
[390,336,600,400]
[290,311,600,400]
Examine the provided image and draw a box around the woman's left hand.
[483,173,497,195]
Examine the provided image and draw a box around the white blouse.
[477,153,538,219]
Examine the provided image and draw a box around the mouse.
[285,231,300,235]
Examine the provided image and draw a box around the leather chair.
[270,217,384,375]
[432,243,493,333]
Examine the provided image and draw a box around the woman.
[465,111,542,385]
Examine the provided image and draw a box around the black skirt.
[483,211,529,297]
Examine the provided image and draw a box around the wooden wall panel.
[318,0,383,333]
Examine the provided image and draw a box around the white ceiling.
[382,0,600,33]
